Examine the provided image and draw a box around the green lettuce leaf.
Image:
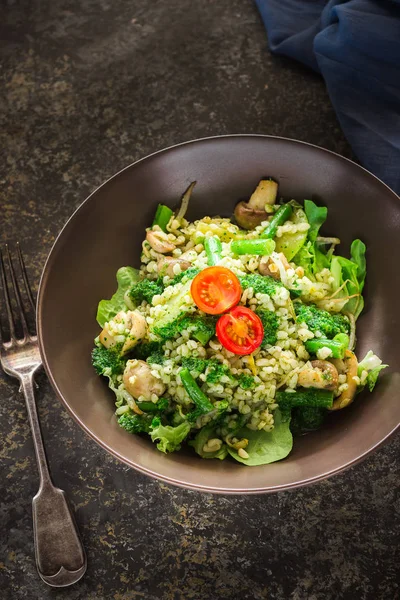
[293,241,330,277]
[366,366,387,392]
[189,424,228,460]
[292,240,313,272]
[331,256,362,316]
[350,239,366,291]
[107,376,133,407]
[150,419,191,453]
[96,266,140,327]
[357,350,388,392]
[330,250,365,319]
[292,200,330,276]
[275,203,308,260]
[227,409,293,466]
[304,199,327,242]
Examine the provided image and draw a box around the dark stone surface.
[0,1,398,599]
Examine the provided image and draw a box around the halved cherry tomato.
[190,266,242,315]
[216,306,264,355]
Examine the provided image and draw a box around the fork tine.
[17,242,36,312]
[5,245,30,339]
[0,247,17,342]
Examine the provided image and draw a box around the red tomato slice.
[191,266,242,315]
[216,306,264,355]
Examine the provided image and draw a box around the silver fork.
[0,244,86,587]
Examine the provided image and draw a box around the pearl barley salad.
[92,180,387,466]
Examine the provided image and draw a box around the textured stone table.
[0,1,399,599]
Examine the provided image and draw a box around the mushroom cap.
[234,201,268,230]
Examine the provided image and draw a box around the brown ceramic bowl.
[37,135,400,494]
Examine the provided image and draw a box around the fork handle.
[20,373,86,587]
[21,371,53,485]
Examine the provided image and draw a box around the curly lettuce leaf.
[358,350,388,392]
[366,366,388,392]
[150,419,191,453]
[96,267,140,327]
[227,409,293,466]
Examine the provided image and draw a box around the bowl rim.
[37,134,400,494]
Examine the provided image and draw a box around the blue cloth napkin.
[255,0,400,195]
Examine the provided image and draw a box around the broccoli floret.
[147,351,165,365]
[92,345,126,376]
[149,418,191,453]
[182,357,234,384]
[181,356,208,374]
[152,279,217,345]
[294,303,350,338]
[157,398,169,411]
[239,274,284,297]
[177,314,217,344]
[129,278,164,305]
[289,285,302,298]
[118,412,154,434]
[132,340,163,361]
[255,309,279,348]
[237,373,255,390]
[153,321,181,340]
[205,360,234,384]
[182,357,254,388]
[167,268,200,286]
[154,310,217,343]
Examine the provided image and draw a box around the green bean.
[136,402,159,413]
[180,368,214,413]
[136,398,169,413]
[152,204,174,232]
[305,333,349,359]
[333,333,350,348]
[276,389,334,409]
[231,238,275,256]
[261,204,293,239]
[204,236,222,266]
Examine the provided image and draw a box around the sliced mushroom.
[329,350,358,410]
[146,229,175,254]
[99,310,147,355]
[123,359,166,400]
[121,312,147,354]
[298,360,339,390]
[234,202,269,231]
[250,179,278,206]
[157,256,191,278]
[259,253,290,279]
[234,179,278,230]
